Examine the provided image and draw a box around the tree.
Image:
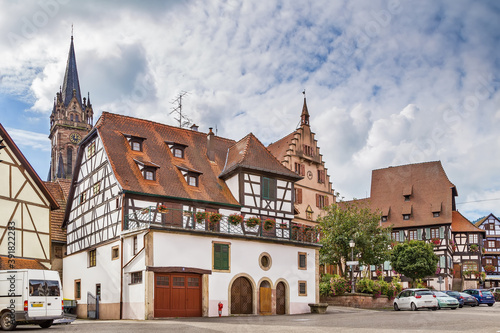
[390,240,438,287]
[318,201,392,277]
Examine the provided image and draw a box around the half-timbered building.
[62,112,320,319]
[475,213,500,287]
[268,96,335,227]
[0,124,59,269]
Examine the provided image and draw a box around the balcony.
[123,206,320,244]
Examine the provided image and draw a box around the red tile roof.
[369,161,456,228]
[267,131,296,163]
[95,112,240,207]
[44,180,68,243]
[452,211,485,233]
[220,133,301,180]
[0,256,48,270]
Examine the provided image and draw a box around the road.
[12,304,500,333]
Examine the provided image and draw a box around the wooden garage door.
[231,277,253,314]
[154,273,202,317]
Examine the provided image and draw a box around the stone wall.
[321,294,393,309]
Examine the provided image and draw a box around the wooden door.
[259,286,272,315]
[276,282,286,315]
[154,273,201,317]
[231,277,253,314]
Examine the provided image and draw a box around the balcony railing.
[123,207,320,244]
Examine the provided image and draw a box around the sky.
[0,0,499,221]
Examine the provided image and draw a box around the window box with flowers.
[430,238,441,246]
[245,217,261,228]
[227,214,243,226]
[469,244,479,252]
[195,211,208,224]
[141,207,150,215]
[157,204,169,214]
[208,213,222,226]
[279,223,288,229]
[484,264,496,273]
[263,219,275,231]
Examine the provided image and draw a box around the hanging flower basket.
[195,211,208,224]
[470,244,479,252]
[279,223,288,229]
[208,213,222,225]
[245,217,260,228]
[157,204,169,214]
[263,219,275,231]
[141,207,150,214]
[228,214,244,226]
[431,238,441,246]
[485,264,495,273]
[291,225,302,231]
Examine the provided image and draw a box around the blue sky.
[0,0,499,221]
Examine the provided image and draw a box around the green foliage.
[321,273,336,283]
[320,281,333,296]
[318,201,392,277]
[330,275,351,295]
[494,292,500,302]
[390,240,438,286]
[355,277,402,299]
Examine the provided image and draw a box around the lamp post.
[349,239,355,293]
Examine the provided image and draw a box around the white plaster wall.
[225,175,239,203]
[63,240,121,305]
[152,232,317,316]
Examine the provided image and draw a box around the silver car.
[394,288,438,311]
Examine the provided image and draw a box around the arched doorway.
[276,281,286,315]
[259,280,272,315]
[231,277,253,314]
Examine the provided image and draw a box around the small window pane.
[46,280,60,296]
[132,141,141,151]
[157,276,169,286]
[188,176,197,187]
[174,148,183,158]
[188,277,199,287]
[29,280,46,296]
[173,277,184,286]
[131,272,142,284]
[145,170,154,180]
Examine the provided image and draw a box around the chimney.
[190,124,199,132]
[207,127,215,161]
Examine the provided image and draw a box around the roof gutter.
[122,190,241,209]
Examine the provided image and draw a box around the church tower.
[48,36,93,181]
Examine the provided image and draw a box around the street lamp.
[349,239,355,293]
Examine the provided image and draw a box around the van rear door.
[28,270,47,318]
[44,271,62,317]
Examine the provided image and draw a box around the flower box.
[195,211,208,224]
[141,207,150,214]
[263,219,275,231]
[228,214,243,226]
[485,264,495,273]
[470,244,479,252]
[430,238,441,246]
[157,204,169,214]
[245,217,260,228]
[279,223,288,229]
[208,213,222,225]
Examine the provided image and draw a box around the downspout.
[119,191,125,319]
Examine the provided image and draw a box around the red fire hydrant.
[218,302,223,317]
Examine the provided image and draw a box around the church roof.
[61,37,82,107]
[219,133,302,180]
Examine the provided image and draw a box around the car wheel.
[394,303,400,311]
[431,307,437,311]
[488,303,494,307]
[39,320,53,329]
[411,302,418,311]
[459,304,463,308]
[0,312,17,331]
[451,307,457,310]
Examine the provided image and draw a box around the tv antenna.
[170,91,192,128]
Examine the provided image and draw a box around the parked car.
[433,291,459,309]
[463,289,496,306]
[394,289,438,311]
[458,292,479,307]
[490,287,500,294]
[444,291,464,307]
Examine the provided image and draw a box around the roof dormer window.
[123,134,146,152]
[174,148,184,158]
[187,174,198,187]
[134,159,159,181]
[176,165,202,187]
[144,168,155,180]
[166,141,188,159]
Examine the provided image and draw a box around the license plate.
[31,303,43,307]
[425,301,432,303]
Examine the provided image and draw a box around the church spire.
[61,35,82,107]
[301,90,310,126]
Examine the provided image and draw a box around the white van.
[0,269,63,331]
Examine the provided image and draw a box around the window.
[316,194,329,208]
[298,252,307,270]
[403,214,410,220]
[130,272,142,285]
[259,252,272,271]
[404,195,410,201]
[67,147,73,176]
[75,115,79,122]
[488,240,495,248]
[88,249,96,267]
[187,174,198,187]
[262,177,276,200]
[70,114,74,121]
[111,246,119,260]
[131,141,142,151]
[213,242,230,271]
[133,236,138,255]
[486,258,493,265]
[54,246,63,259]
[408,230,417,240]
[303,144,314,157]
[431,228,439,239]
[381,216,388,222]
[144,168,156,181]
[433,212,440,217]
[298,281,307,296]
[74,280,81,300]
[93,182,101,196]
[463,261,478,271]
[188,277,199,287]
[391,231,400,242]
[174,148,184,158]
[80,191,87,204]
[317,170,325,184]
[157,276,169,286]
[469,234,478,244]
[116,198,120,209]
[294,188,303,204]
[294,163,305,176]
[87,141,96,158]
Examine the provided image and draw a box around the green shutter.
[370,265,375,271]
[440,256,445,268]
[399,230,404,241]
[439,226,445,239]
[417,229,422,240]
[214,243,229,270]
[384,261,391,270]
[425,228,430,240]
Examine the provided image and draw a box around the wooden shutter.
[316,194,320,208]
[297,188,302,204]
[262,177,270,199]
[425,228,430,240]
[417,229,422,240]
[324,195,329,207]
[301,164,305,176]
[439,256,445,268]
[399,230,404,241]
[439,226,445,239]
[214,244,229,270]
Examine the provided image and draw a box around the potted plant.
[141,207,150,214]
[430,237,441,246]
[245,217,260,228]
[195,211,208,224]
[157,204,169,213]
[228,214,243,226]
[263,219,275,231]
[208,213,222,225]
[485,264,495,273]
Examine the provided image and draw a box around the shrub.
[321,273,336,283]
[330,275,351,295]
[494,292,500,302]
[320,281,333,296]
[356,277,403,299]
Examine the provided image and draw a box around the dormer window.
[433,212,440,218]
[404,195,410,201]
[402,185,412,201]
[123,134,146,152]
[176,165,202,187]
[166,141,188,159]
[381,216,388,222]
[403,214,410,220]
[144,169,155,180]
[134,159,159,181]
